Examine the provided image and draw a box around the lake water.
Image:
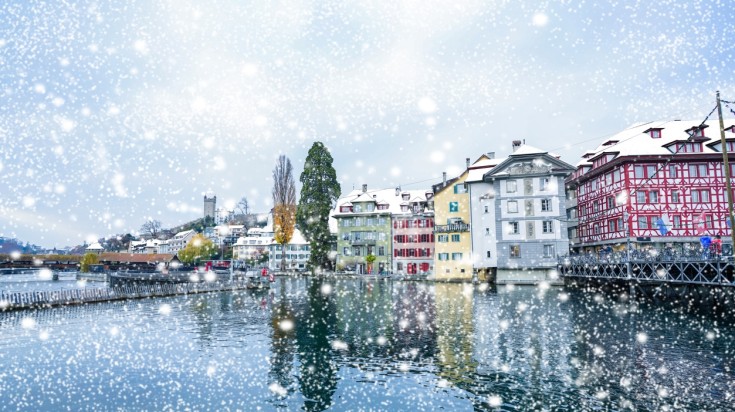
[0,277,732,411]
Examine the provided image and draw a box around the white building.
[232,214,311,272]
[160,230,196,255]
[466,154,506,280]
[481,143,574,284]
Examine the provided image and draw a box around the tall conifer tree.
[296,142,341,272]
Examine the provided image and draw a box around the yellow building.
[433,170,473,281]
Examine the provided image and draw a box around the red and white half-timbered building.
[566,119,735,253]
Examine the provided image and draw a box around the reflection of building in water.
[471,286,576,406]
[433,283,477,384]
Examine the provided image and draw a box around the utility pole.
[717,91,735,258]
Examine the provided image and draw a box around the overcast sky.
[1,0,734,248]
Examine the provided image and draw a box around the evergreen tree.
[296,142,341,273]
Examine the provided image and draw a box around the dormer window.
[340,205,353,213]
[644,128,663,139]
[402,193,410,201]
[685,125,707,139]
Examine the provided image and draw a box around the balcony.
[351,239,377,246]
[434,223,470,233]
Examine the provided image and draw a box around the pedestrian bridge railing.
[558,255,735,287]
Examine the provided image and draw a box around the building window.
[454,184,467,194]
[634,165,658,178]
[378,246,385,256]
[509,222,519,234]
[438,253,449,261]
[507,201,518,213]
[507,180,517,193]
[540,177,550,191]
[486,251,491,258]
[689,164,708,177]
[366,204,374,212]
[542,221,554,233]
[527,222,535,237]
[650,129,662,138]
[671,190,680,203]
[672,215,682,229]
[543,245,555,257]
[636,192,646,203]
[451,234,460,242]
[437,235,448,242]
[541,199,552,212]
[485,228,490,236]
[669,165,677,177]
[451,253,463,260]
[692,190,710,203]
[449,201,459,212]
[484,205,489,213]
[649,191,659,203]
[638,216,649,230]
[343,247,350,256]
[608,220,616,232]
[613,169,621,182]
[510,245,521,258]
[606,196,615,209]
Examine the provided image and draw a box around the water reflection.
[0,278,733,410]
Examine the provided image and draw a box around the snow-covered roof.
[333,188,430,216]
[510,144,547,156]
[235,227,309,246]
[86,242,103,251]
[173,229,195,239]
[573,119,735,171]
[466,157,506,183]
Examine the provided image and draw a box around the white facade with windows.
[469,144,574,284]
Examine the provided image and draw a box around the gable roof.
[484,145,575,179]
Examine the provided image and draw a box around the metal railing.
[0,279,251,312]
[558,251,735,287]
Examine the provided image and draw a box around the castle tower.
[204,194,216,219]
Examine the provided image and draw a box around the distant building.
[204,194,216,219]
[333,185,395,274]
[232,213,311,271]
[432,163,473,282]
[391,188,435,276]
[85,242,104,255]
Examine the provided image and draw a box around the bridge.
[558,252,735,287]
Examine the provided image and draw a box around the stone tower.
[203,194,216,219]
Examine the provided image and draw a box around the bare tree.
[140,219,162,239]
[236,196,250,216]
[272,155,297,272]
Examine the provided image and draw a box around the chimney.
[487,152,495,159]
[362,184,367,193]
[442,172,447,185]
[466,158,470,169]
[512,140,522,152]
[395,187,401,196]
